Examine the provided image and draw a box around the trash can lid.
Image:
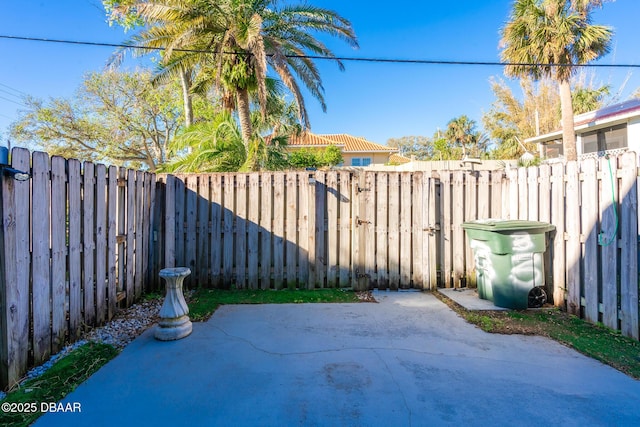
[462,219,555,233]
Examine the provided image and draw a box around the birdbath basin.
[155,267,193,341]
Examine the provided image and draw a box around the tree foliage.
[500,0,613,160]
[386,136,433,160]
[288,145,343,169]
[106,0,359,146]
[10,70,184,170]
[161,111,290,173]
[483,74,613,160]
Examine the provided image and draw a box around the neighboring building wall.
[342,152,391,166]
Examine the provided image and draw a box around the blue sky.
[1,0,639,147]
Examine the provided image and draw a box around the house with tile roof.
[286,132,398,167]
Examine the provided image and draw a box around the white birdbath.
[155,267,193,341]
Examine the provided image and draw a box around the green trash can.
[462,219,555,310]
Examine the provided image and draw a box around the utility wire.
[0,82,27,96]
[0,88,23,99]
[0,95,25,106]
[1,34,640,69]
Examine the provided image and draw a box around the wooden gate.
[351,171,439,290]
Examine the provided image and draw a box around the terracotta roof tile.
[287,132,397,153]
[388,153,411,164]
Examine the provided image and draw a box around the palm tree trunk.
[236,88,253,146]
[179,69,193,128]
[559,79,577,161]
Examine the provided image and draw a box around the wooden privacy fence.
[0,148,156,389]
[157,171,443,291]
[501,152,639,340]
[158,169,509,292]
[2,148,639,389]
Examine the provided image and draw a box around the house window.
[541,141,563,159]
[581,124,627,154]
[351,157,371,167]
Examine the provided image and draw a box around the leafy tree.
[288,145,343,169]
[386,136,433,160]
[288,149,320,169]
[10,70,183,170]
[321,144,343,167]
[431,134,461,160]
[104,0,209,128]
[483,77,559,159]
[483,74,613,160]
[500,0,613,161]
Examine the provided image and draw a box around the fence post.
[0,147,31,389]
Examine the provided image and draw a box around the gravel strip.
[0,298,162,399]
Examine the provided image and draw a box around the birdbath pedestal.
[155,267,193,341]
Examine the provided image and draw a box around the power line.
[1,34,640,69]
[0,82,27,96]
[0,95,25,107]
[0,88,23,99]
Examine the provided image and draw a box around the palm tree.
[500,0,612,161]
[207,0,358,145]
[445,115,487,159]
[161,112,247,172]
[108,0,358,147]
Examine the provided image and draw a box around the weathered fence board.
[0,149,156,389]
[272,173,285,289]
[0,148,30,388]
[248,174,260,289]
[314,172,327,287]
[550,162,566,306]
[582,159,599,323]
[95,165,107,325]
[68,160,82,340]
[338,172,351,287]
[51,157,67,352]
[565,161,581,315]
[620,153,639,339]
[107,166,118,319]
[259,173,272,289]
[84,162,96,325]
[600,156,618,329]
[376,173,389,290]
[31,152,51,365]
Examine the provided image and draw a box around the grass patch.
[188,288,362,321]
[435,291,640,379]
[0,342,118,427]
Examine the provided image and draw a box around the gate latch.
[356,216,371,226]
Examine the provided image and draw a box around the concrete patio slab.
[35,290,640,427]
